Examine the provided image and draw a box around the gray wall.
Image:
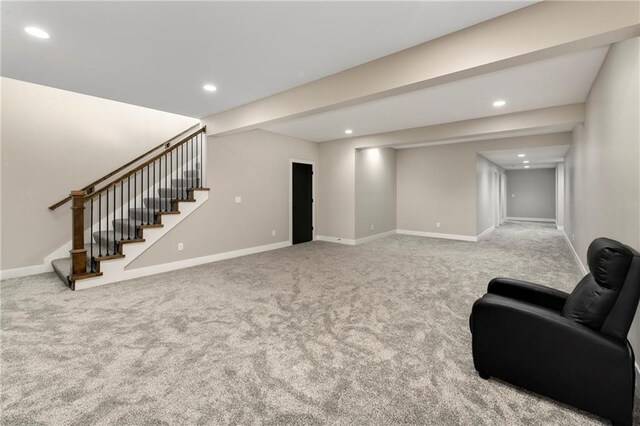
[128,129,318,269]
[355,148,396,239]
[564,37,640,349]
[317,139,357,240]
[395,133,571,238]
[0,77,198,270]
[397,142,476,236]
[506,168,556,220]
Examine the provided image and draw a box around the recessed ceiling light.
[493,100,506,107]
[344,129,353,135]
[524,165,530,169]
[523,160,530,164]
[203,84,217,92]
[24,26,50,39]
[518,154,526,158]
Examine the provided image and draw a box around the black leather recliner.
[470,237,640,425]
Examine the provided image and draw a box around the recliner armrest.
[488,277,570,311]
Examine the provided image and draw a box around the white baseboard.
[476,225,495,241]
[355,229,397,245]
[0,263,53,280]
[315,235,356,245]
[505,216,556,223]
[396,229,477,242]
[562,231,587,275]
[75,241,291,290]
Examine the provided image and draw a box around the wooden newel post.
[70,190,87,277]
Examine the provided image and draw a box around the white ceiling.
[264,47,608,142]
[1,1,534,118]
[480,145,571,170]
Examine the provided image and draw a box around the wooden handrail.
[83,126,206,202]
[48,124,202,210]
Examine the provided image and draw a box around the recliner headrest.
[587,237,634,290]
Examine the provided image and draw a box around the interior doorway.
[291,161,314,244]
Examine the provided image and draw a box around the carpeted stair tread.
[92,230,143,248]
[183,170,201,179]
[52,249,100,281]
[92,230,124,247]
[158,187,191,199]
[143,197,174,210]
[51,257,72,283]
[128,207,160,223]
[171,178,200,188]
[112,218,143,238]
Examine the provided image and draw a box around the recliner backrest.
[562,238,638,338]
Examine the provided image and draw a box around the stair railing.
[48,123,202,211]
[66,126,206,280]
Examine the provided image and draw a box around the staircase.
[49,126,209,290]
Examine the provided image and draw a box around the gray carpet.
[1,222,637,424]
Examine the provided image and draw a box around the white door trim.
[289,159,316,246]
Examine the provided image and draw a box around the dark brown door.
[292,163,313,244]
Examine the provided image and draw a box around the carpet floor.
[1,222,638,425]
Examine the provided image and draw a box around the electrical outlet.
[436,222,441,228]
[178,243,184,251]
[370,224,374,231]
[272,230,276,236]
[234,196,242,203]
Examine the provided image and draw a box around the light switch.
[234,196,242,203]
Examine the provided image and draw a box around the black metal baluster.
[90,197,94,271]
[127,176,131,240]
[182,143,185,199]
[134,171,137,238]
[158,159,161,213]
[153,160,156,217]
[98,194,102,257]
[172,150,175,204]
[186,141,188,197]
[184,139,191,193]
[164,154,167,211]
[176,145,179,200]
[120,181,124,241]
[185,138,189,192]
[191,136,195,187]
[146,165,150,224]
[185,139,188,194]
[106,189,109,255]
[113,184,116,255]
[199,132,203,187]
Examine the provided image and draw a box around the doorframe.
[289,159,316,246]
